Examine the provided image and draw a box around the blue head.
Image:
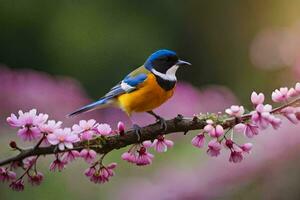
[144,49,191,75]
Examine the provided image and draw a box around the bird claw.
[156,116,167,131]
[132,124,142,141]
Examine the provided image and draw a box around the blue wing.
[68,66,148,117]
[104,73,148,98]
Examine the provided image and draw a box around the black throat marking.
[154,75,176,91]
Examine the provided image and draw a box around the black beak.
[176,59,191,66]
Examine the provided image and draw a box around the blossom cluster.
[191,82,300,163]
[3,110,126,191]
[1,82,300,191]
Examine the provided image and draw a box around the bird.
[68,49,191,139]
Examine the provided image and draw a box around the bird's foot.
[155,116,167,131]
[132,124,142,141]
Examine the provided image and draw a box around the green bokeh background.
[1,0,296,102]
[0,0,299,199]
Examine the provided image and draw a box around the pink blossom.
[117,121,125,135]
[84,167,96,177]
[17,126,41,141]
[7,109,48,128]
[207,139,222,157]
[123,143,154,166]
[287,82,300,97]
[204,120,224,138]
[251,104,273,129]
[251,91,265,105]
[49,158,67,172]
[142,140,152,148]
[72,119,98,140]
[6,113,19,127]
[89,163,117,184]
[9,179,24,191]
[135,147,154,166]
[62,150,80,162]
[47,128,79,151]
[39,120,62,134]
[152,135,174,152]
[80,149,97,163]
[225,105,245,117]
[225,139,234,149]
[281,107,299,124]
[229,151,243,163]
[191,134,205,148]
[271,87,289,102]
[268,115,282,129]
[6,109,48,141]
[28,172,44,186]
[23,156,37,168]
[0,167,16,182]
[234,123,259,138]
[121,152,136,163]
[287,88,298,97]
[96,123,112,136]
[240,143,253,153]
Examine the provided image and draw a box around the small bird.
[68,49,191,138]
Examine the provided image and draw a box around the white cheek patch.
[151,65,179,81]
[121,81,135,92]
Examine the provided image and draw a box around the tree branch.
[1,97,299,167]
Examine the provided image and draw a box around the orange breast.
[117,74,175,115]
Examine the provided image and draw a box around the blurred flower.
[28,172,44,186]
[281,107,299,124]
[0,167,16,182]
[250,25,300,70]
[240,143,253,153]
[9,179,24,191]
[0,66,90,125]
[268,115,282,130]
[229,151,243,163]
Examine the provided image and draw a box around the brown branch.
[1,97,299,167]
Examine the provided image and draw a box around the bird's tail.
[67,97,114,117]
